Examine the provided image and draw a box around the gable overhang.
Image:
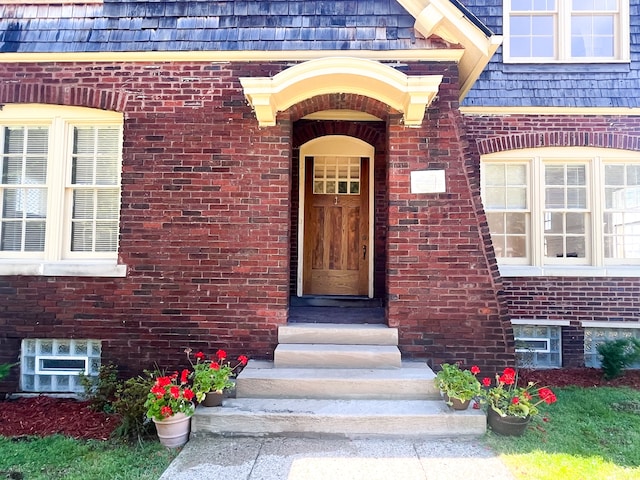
[396,0,502,98]
[240,57,443,127]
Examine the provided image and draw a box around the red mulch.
[0,396,120,440]
[1,368,639,441]
[520,368,640,389]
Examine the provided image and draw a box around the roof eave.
[396,0,502,100]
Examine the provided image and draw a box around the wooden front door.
[303,156,369,295]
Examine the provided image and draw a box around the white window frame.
[503,0,630,63]
[0,104,125,277]
[482,147,640,277]
[35,355,89,376]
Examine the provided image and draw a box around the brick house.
[0,0,638,396]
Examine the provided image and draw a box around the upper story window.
[482,148,640,275]
[0,105,124,276]
[504,0,630,63]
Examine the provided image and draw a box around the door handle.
[363,245,367,260]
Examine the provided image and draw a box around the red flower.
[512,396,520,404]
[238,355,249,366]
[183,388,194,402]
[160,406,173,418]
[156,376,171,387]
[180,369,189,384]
[216,349,227,361]
[210,362,220,370]
[482,377,491,387]
[539,388,557,404]
[151,384,165,396]
[194,351,206,361]
[499,368,516,385]
[170,386,180,399]
[470,365,480,375]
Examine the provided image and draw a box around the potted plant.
[435,363,482,410]
[144,369,195,448]
[186,348,248,407]
[480,367,557,436]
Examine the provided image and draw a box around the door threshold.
[291,296,382,308]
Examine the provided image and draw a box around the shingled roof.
[0,0,441,53]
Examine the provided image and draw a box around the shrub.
[79,363,119,413]
[111,371,157,443]
[597,338,640,379]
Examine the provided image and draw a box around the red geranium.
[186,348,249,403]
[481,367,558,419]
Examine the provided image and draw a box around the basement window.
[513,324,562,368]
[584,327,640,368]
[20,339,101,393]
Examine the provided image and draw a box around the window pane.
[506,236,527,257]
[604,164,640,259]
[572,0,617,11]
[1,127,48,253]
[485,187,506,209]
[571,15,614,57]
[566,212,586,234]
[506,212,527,234]
[485,164,505,186]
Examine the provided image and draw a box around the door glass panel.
[313,157,361,195]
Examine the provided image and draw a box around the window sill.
[0,261,127,277]
[498,265,640,278]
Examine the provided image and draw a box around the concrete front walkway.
[159,436,515,480]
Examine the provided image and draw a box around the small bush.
[79,363,120,413]
[111,371,157,443]
[597,338,640,379]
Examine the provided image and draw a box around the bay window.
[482,148,640,275]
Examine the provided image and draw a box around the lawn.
[0,436,177,480]
[484,386,640,480]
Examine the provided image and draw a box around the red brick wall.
[0,61,293,383]
[0,60,522,394]
[464,113,640,367]
[384,64,515,373]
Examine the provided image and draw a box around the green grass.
[484,387,640,480]
[0,436,178,480]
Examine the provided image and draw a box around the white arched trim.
[239,57,443,127]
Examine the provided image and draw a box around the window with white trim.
[0,105,123,267]
[482,148,640,268]
[20,339,102,393]
[514,324,562,368]
[504,0,630,63]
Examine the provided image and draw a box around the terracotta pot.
[152,412,191,448]
[443,394,471,410]
[202,391,224,407]
[487,407,530,436]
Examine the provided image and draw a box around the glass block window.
[514,324,562,368]
[584,328,640,368]
[20,339,101,393]
[313,157,360,195]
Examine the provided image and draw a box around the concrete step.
[278,323,398,346]
[191,398,486,439]
[236,360,439,400]
[274,344,402,369]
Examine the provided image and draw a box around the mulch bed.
[0,396,119,440]
[519,368,640,389]
[1,368,639,440]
